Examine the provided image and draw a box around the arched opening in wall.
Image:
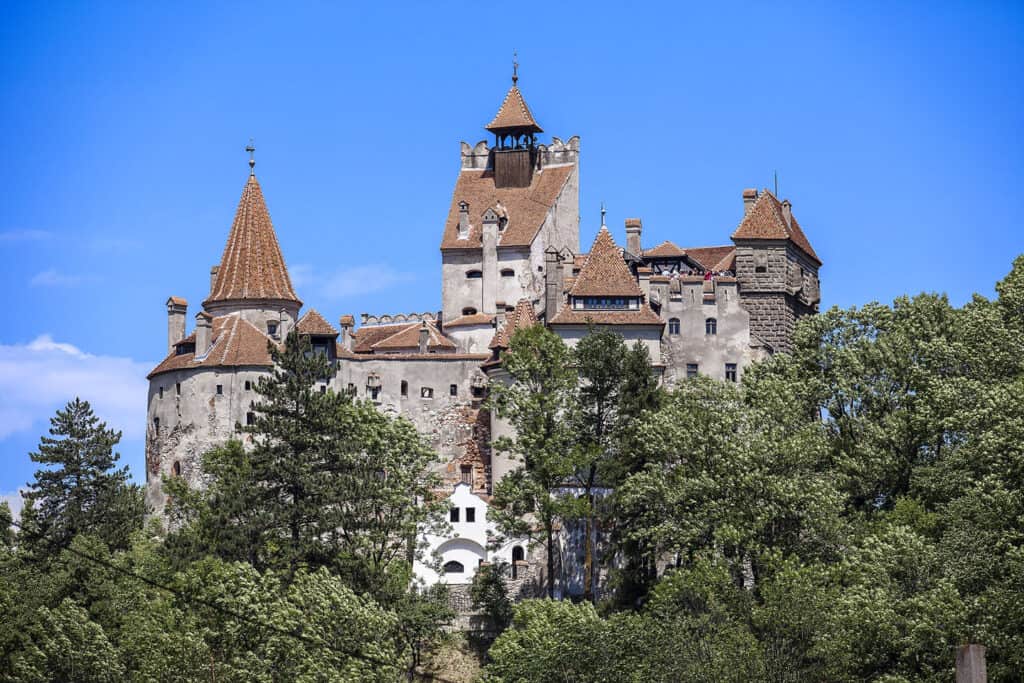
[705,318,717,335]
[401,380,408,397]
[668,318,680,335]
[171,461,181,477]
[443,560,464,574]
[466,270,482,279]
[462,307,478,316]
[512,545,525,579]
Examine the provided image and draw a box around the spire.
[485,59,543,135]
[246,139,255,176]
[203,161,301,308]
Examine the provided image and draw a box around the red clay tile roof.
[489,299,538,349]
[486,86,543,133]
[683,245,735,270]
[440,164,574,250]
[352,324,410,353]
[339,315,355,327]
[167,296,187,307]
[711,248,737,272]
[444,313,496,328]
[644,241,687,258]
[731,190,821,265]
[569,227,643,297]
[549,304,665,327]
[204,175,301,307]
[352,321,456,354]
[296,309,338,336]
[148,314,276,378]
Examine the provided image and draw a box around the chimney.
[625,218,642,256]
[544,247,564,320]
[781,199,793,229]
[195,311,212,356]
[418,322,430,354]
[481,209,499,315]
[209,266,219,295]
[638,266,652,301]
[458,201,470,239]
[742,188,758,215]
[339,315,355,351]
[166,297,187,355]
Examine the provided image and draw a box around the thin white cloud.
[0,335,151,441]
[0,490,25,522]
[319,264,415,299]
[30,269,96,287]
[289,263,314,289]
[0,230,51,243]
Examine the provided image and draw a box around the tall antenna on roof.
[246,139,256,176]
[512,50,519,86]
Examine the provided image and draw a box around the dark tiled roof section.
[204,175,301,307]
[489,299,539,349]
[683,245,735,270]
[569,227,643,297]
[148,315,276,378]
[440,164,574,250]
[644,241,686,258]
[444,313,496,328]
[731,190,821,264]
[296,309,338,336]
[485,86,543,133]
[549,304,665,327]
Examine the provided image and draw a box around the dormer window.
[573,296,640,311]
[466,270,483,279]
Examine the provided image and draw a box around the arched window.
[500,268,515,277]
[512,545,525,579]
[705,318,717,335]
[462,307,477,316]
[466,270,483,279]
[171,461,181,477]
[443,560,464,574]
[668,318,680,335]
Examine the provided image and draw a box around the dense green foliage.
[484,257,1024,682]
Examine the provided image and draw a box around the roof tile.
[296,309,338,336]
[731,190,821,264]
[485,86,543,133]
[569,227,643,297]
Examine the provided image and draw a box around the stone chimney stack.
[339,315,355,351]
[418,322,430,354]
[544,247,564,320]
[638,266,652,301]
[625,218,643,256]
[194,311,212,356]
[458,201,470,239]
[481,209,499,315]
[166,297,187,355]
[781,199,793,229]
[742,188,758,215]
[209,266,219,296]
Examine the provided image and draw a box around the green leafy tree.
[470,561,514,635]
[20,398,144,554]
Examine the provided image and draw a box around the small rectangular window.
[267,322,278,337]
[450,384,458,397]
[176,382,181,396]
[725,363,738,382]
[369,386,380,400]
[320,385,327,394]
[450,507,460,523]
[686,363,699,379]
[466,507,476,523]
[421,387,433,399]
[401,380,408,397]
[246,412,255,426]
[158,387,164,399]
[460,464,473,484]
[153,417,160,434]
[244,380,252,391]
[216,384,223,395]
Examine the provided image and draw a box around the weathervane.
[512,50,519,86]
[246,139,256,176]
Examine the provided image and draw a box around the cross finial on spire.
[246,139,256,176]
[512,50,519,86]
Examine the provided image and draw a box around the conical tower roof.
[204,173,301,307]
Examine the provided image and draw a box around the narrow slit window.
[450,384,458,396]
[216,384,223,395]
[246,412,255,426]
[401,380,408,397]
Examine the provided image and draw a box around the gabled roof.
[204,174,301,307]
[371,322,456,352]
[489,299,538,349]
[296,309,338,336]
[569,227,643,297]
[444,313,496,328]
[644,241,687,258]
[440,164,574,250]
[148,314,276,378]
[684,245,736,270]
[731,190,821,265]
[485,86,543,134]
[548,304,665,327]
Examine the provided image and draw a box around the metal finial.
[512,50,519,86]
[600,202,607,228]
[246,139,256,176]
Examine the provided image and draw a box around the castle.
[146,70,822,594]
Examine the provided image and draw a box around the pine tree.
[22,398,143,553]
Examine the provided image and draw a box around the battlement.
[360,311,439,327]
[459,136,580,170]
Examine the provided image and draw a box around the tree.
[470,561,514,636]
[21,398,144,554]
[489,325,578,598]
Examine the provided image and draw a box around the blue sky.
[1,1,1022,507]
